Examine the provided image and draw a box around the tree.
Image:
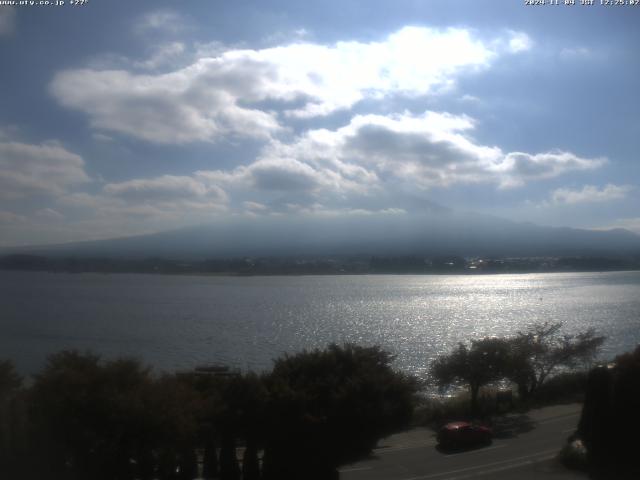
[28,350,104,478]
[578,346,640,478]
[506,322,605,400]
[0,361,21,398]
[431,324,606,409]
[184,369,266,480]
[431,337,511,414]
[0,360,23,477]
[262,344,417,480]
[28,350,201,480]
[216,373,266,480]
[147,374,200,480]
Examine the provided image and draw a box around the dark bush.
[27,351,200,480]
[3,344,417,480]
[578,346,640,479]
[529,371,588,405]
[262,343,418,480]
[0,360,24,477]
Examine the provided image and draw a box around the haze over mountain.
[4,211,639,260]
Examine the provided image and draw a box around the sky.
[0,0,638,246]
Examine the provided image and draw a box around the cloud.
[134,42,187,70]
[0,171,227,246]
[4,109,607,241]
[0,110,603,241]
[496,151,605,188]
[75,175,229,224]
[95,175,230,222]
[92,133,114,143]
[50,175,230,237]
[194,133,381,214]
[36,208,64,220]
[506,31,533,53]
[0,7,15,36]
[459,94,481,104]
[243,201,268,213]
[268,26,497,117]
[280,204,408,218]
[134,10,190,35]
[0,140,89,199]
[85,42,190,73]
[551,184,632,205]
[104,174,228,203]
[337,112,499,188]
[50,26,525,144]
[242,158,325,192]
[267,111,604,191]
[0,210,25,224]
[603,218,640,234]
[262,27,311,47]
[559,47,591,59]
[590,217,640,235]
[189,111,606,216]
[50,67,282,144]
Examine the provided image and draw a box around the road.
[339,404,586,480]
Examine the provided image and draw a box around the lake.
[1,270,639,377]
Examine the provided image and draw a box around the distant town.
[1,253,638,276]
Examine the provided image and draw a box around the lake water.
[1,270,639,377]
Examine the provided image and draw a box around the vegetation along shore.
[1,322,637,479]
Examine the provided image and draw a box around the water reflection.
[0,271,638,376]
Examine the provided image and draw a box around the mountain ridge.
[2,211,639,260]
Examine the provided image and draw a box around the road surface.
[340,404,585,480]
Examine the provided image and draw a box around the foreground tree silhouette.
[217,373,266,480]
[183,369,266,480]
[8,345,415,479]
[0,360,23,477]
[0,361,21,395]
[431,323,606,412]
[28,351,200,480]
[506,322,605,400]
[150,374,200,480]
[578,345,640,479]
[262,344,417,480]
[431,337,511,414]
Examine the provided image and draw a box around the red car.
[437,421,492,449]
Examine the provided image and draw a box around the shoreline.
[1,268,639,277]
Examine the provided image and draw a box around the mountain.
[2,211,639,260]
